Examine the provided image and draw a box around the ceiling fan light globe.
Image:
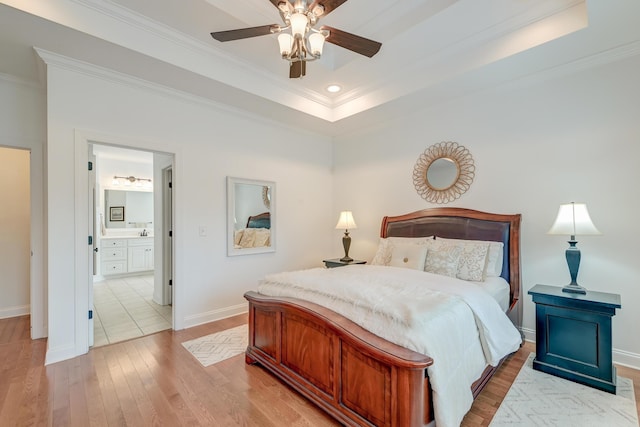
[311,4,324,17]
[278,33,294,56]
[309,32,325,57]
[290,13,308,38]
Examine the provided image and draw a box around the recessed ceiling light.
[326,85,342,93]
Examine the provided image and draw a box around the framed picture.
[110,206,125,222]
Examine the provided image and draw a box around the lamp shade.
[335,211,357,230]
[278,33,293,56]
[290,13,308,38]
[547,202,601,237]
[308,32,325,56]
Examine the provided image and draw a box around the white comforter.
[258,265,522,427]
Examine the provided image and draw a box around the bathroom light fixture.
[326,84,341,93]
[112,175,152,188]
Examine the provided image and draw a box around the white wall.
[43,59,334,363]
[333,54,640,368]
[0,146,30,318]
[0,76,46,337]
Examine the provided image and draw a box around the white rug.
[490,353,638,426]
[182,324,248,367]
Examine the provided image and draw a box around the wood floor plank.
[80,352,110,427]
[68,357,91,427]
[104,345,145,426]
[1,315,638,426]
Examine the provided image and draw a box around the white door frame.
[73,129,178,356]
[0,140,45,339]
[162,166,173,306]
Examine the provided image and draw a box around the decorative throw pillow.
[370,238,393,265]
[388,244,428,270]
[370,236,433,266]
[234,229,244,246]
[456,242,490,281]
[253,228,270,247]
[437,237,504,277]
[423,240,462,277]
[238,228,256,248]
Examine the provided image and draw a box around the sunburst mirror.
[413,141,475,204]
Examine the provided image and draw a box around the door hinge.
[88,161,93,171]
[168,181,172,189]
[169,230,172,237]
[88,310,93,320]
[88,235,93,245]
[169,279,172,287]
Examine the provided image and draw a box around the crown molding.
[0,70,42,89]
[34,48,329,137]
[499,38,640,93]
[68,0,335,109]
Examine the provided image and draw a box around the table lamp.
[547,202,601,294]
[335,211,357,262]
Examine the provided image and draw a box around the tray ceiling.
[1,0,638,135]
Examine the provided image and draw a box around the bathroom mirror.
[413,141,475,204]
[104,189,153,229]
[227,177,275,256]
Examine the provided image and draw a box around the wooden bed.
[244,208,522,427]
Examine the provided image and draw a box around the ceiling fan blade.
[211,25,279,42]
[289,61,306,79]
[310,0,348,17]
[321,26,381,58]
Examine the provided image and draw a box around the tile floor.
[92,274,172,347]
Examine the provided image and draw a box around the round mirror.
[413,141,475,204]
[426,158,459,190]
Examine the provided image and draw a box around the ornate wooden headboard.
[380,208,522,318]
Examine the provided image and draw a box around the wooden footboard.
[245,291,435,427]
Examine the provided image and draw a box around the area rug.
[490,353,638,426]
[181,324,248,367]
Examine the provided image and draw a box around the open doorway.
[90,144,174,347]
[0,147,30,322]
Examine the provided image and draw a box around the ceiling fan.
[211,0,382,79]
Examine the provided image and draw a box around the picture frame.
[110,206,125,222]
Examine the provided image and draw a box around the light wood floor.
[1,315,639,426]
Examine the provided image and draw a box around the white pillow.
[437,237,504,277]
[424,240,461,277]
[388,244,428,270]
[370,236,433,266]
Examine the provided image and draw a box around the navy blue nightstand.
[528,284,621,393]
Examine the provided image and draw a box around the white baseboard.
[182,303,247,329]
[519,327,640,370]
[0,304,29,319]
[45,343,77,366]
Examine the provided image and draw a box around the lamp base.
[562,283,587,294]
[341,232,352,264]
